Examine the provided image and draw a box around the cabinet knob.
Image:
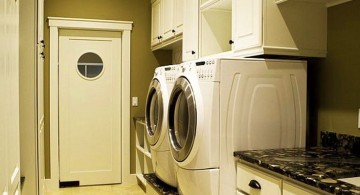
[248,180,261,190]
[191,51,195,55]
[229,40,234,45]
[172,29,175,33]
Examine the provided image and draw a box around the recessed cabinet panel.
[174,0,184,36]
[151,0,162,46]
[232,0,262,52]
[182,0,199,61]
[162,0,174,41]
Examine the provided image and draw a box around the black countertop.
[234,147,360,195]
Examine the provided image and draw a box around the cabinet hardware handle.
[40,52,45,59]
[191,51,195,55]
[248,180,261,189]
[172,29,175,33]
[229,40,234,45]
[40,40,45,48]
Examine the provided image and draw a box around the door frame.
[47,17,133,190]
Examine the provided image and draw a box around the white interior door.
[59,30,122,186]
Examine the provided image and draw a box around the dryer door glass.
[145,79,164,145]
[168,77,196,162]
[150,92,159,132]
[174,92,189,148]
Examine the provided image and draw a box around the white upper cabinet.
[151,0,162,46]
[173,0,184,36]
[182,0,199,61]
[232,0,327,57]
[152,0,328,61]
[162,0,174,41]
[151,0,184,50]
[232,0,261,52]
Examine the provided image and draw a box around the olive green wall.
[310,1,360,144]
[44,0,171,177]
[19,0,38,193]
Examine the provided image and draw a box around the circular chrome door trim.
[145,79,164,146]
[168,77,197,162]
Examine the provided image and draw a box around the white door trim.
[47,17,133,190]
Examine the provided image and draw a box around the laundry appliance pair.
[146,58,307,194]
[166,58,307,195]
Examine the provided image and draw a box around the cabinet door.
[232,0,262,51]
[151,0,162,46]
[173,0,184,36]
[237,163,281,195]
[182,0,198,61]
[162,0,174,41]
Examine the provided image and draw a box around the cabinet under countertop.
[234,147,360,195]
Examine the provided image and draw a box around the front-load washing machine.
[145,65,180,187]
[167,58,307,194]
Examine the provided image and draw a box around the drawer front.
[283,181,320,195]
[237,163,281,195]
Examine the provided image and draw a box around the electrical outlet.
[132,97,138,107]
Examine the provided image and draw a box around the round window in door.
[77,52,104,79]
[168,77,197,162]
[145,79,164,146]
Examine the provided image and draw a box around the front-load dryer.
[167,58,307,195]
[145,65,180,187]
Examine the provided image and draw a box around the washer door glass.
[168,77,196,162]
[145,79,163,145]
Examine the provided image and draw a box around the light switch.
[132,97,138,107]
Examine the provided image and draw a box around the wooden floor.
[46,183,146,195]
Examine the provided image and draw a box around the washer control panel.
[164,65,180,82]
[195,59,219,81]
